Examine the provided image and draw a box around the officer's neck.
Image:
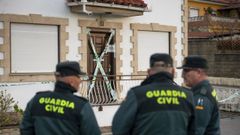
[55,81,77,93]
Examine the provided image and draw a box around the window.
[190,8,199,17]
[0,14,68,82]
[11,23,59,73]
[131,23,177,75]
[137,31,169,71]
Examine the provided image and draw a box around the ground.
[0,111,239,135]
[221,111,240,135]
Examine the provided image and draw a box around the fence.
[188,15,240,23]
[78,75,146,105]
[79,75,240,111]
[188,16,205,22]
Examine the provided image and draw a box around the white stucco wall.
[0,0,185,127]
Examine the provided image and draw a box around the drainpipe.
[81,0,92,15]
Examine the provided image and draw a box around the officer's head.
[177,55,208,87]
[55,61,86,91]
[148,53,174,76]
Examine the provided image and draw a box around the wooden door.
[87,29,116,104]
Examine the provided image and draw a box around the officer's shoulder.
[73,95,88,102]
[36,90,52,95]
[199,86,218,103]
[179,86,192,94]
[127,84,143,92]
[131,85,142,90]
[130,85,147,94]
[198,83,213,96]
[180,86,191,91]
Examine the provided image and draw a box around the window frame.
[130,23,177,76]
[0,14,68,82]
[10,22,60,74]
[189,7,200,17]
[137,30,170,72]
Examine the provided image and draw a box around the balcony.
[188,15,240,38]
[188,15,240,23]
[67,0,150,17]
[79,75,146,105]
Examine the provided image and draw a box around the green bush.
[0,90,23,127]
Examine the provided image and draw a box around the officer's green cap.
[177,56,208,69]
[150,53,173,67]
[55,61,85,77]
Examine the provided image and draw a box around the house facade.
[0,0,188,127]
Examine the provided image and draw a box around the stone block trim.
[209,77,240,87]
[130,23,177,76]
[0,22,3,76]
[182,0,188,57]
[0,14,69,82]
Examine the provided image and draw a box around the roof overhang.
[67,2,151,17]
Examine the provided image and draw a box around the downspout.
[81,0,92,15]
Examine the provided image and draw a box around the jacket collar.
[141,72,174,86]
[54,81,77,94]
[191,80,209,93]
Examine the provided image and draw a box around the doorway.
[87,28,116,104]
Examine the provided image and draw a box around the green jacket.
[112,72,196,135]
[192,80,220,135]
[20,81,101,135]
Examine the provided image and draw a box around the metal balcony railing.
[210,16,239,23]
[189,15,240,23]
[78,75,146,105]
[188,16,205,22]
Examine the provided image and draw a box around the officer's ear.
[171,68,175,78]
[147,68,154,76]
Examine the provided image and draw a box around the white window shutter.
[137,31,170,71]
[11,23,58,73]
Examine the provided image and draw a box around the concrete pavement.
[221,116,240,135]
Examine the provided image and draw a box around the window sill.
[9,73,54,76]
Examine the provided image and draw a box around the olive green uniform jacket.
[20,81,101,135]
[112,72,196,135]
[192,80,220,135]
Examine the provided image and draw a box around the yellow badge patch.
[196,106,204,110]
[211,89,218,101]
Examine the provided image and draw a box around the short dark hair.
[150,53,173,68]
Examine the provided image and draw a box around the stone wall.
[189,39,240,78]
